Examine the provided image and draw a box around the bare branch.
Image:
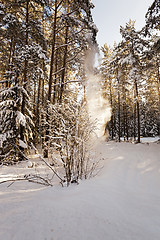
[31,143,65,184]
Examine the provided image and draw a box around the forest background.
[0,0,159,184]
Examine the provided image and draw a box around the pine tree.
[0,0,47,162]
[145,0,160,34]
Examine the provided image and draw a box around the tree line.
[101,0,160,142]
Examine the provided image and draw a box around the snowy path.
[0,141,160,240]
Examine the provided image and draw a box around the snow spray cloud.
[85,46,111,138]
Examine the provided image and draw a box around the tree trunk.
[6,37,13,88]
[59,25,69,103]
[19,0,29,160]
[41,63,45,148]
[117,70,121,142]
[53,48,58,104]
[35,77,41,145]
[156,60,160,135]
[48,0,57,102]
[125,104,129,140]
[44,0,58,158]
[109,79,114,139]
[135,79,140,143]
[133,99,136,141]
[33,78,37,146]
[123,103,126,140]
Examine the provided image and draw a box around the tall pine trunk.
[157,60,160,135]
[44,0,58,158]
[135,79,140,143]
[48,0,57,101]
[117,70,121,142]
[35,77,41,146]
[109,79,114,139]
[133,98,136,141]
[59,25,69,103]
[19,0,29,160]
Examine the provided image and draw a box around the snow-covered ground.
[0,138,160,240]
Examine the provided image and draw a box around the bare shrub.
[44,97,97,186]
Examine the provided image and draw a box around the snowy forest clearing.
[0,0,160,239]
[0,139,160,240]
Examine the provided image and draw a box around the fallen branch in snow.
[26,174,53,186]
[0,178,26,186]
[0,174,53,187]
